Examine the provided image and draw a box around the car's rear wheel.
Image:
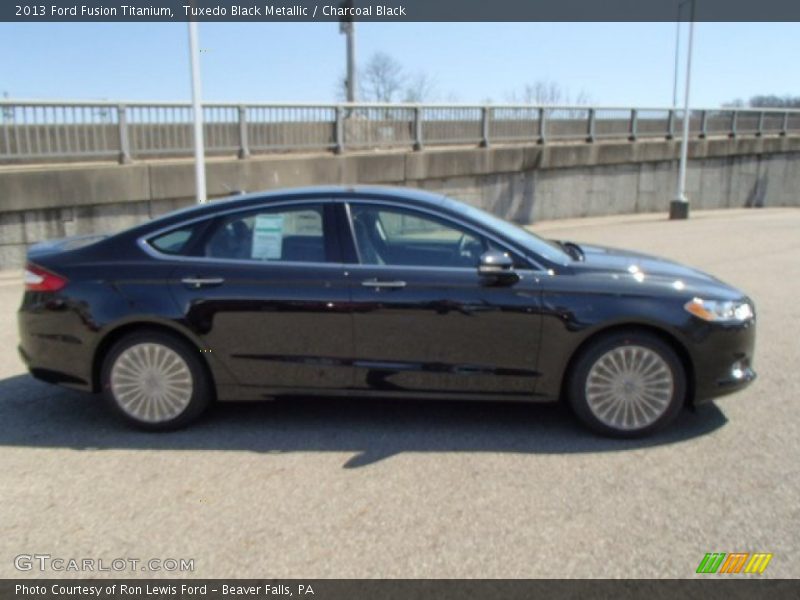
[101,330,212,430]
[567,331,686,437]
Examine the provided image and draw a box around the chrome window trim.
[137,194,548,272]
[339,198,546,272]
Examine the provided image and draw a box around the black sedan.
[18,186,756,437]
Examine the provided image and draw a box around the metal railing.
[2,100,799,165]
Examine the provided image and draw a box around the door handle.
[361,278,407,289]
[181,276,225,288]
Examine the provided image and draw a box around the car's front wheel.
[101,330,212,430]
[567,330,686,437]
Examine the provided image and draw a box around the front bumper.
[688,318,757,403]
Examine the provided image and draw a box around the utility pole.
[672,20,681,107]
[339,1,356,102]
[670,0,695,220]
[188,20,207,204]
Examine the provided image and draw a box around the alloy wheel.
[584,344,675,431]
[109,342,194,423]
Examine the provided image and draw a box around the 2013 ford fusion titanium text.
[17,187,756,437]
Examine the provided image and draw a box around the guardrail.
[1,100,799,165]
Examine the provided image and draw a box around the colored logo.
[696,552,773,574]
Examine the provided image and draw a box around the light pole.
[672,20,681,107]
[670,0,695,220]
[339,1,356,102]
[188,20,207,204]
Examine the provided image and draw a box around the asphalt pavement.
[1,207,798,578]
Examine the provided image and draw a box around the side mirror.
[478,250,519,285]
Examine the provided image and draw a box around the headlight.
[684,297,754,322]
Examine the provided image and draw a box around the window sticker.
[251,214,284,260]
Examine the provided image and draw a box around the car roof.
[135,185,450,233]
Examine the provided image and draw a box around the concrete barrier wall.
[1,135,799,270]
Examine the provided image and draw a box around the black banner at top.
[3,0,800,22]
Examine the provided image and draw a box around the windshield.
[441,197,571,266]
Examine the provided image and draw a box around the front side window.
[440,196,570,266]
[204,204,325,263]
[349,204,489,268]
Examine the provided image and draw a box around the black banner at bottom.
[2,580,800,600]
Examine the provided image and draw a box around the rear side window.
[204,204,325,263]
[149,226,198,255]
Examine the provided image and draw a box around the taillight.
[24,263,68,292]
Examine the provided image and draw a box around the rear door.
[340,200,544,397]
[163,200,354,393]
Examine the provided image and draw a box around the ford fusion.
[18,187,756,437]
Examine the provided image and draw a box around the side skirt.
[215,385,556,403]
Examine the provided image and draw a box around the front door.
[342,201,543,397]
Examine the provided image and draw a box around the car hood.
[557,242,746,298]
[569,242,714,279]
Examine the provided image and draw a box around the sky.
[1,21,798,107]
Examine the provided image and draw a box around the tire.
[101,329,213,430]
[567,330,686,438]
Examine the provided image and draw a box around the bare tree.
[521,81,561,104]
[723,98,746,108]
[724,95,800,109]
[362,52,406,103]
[335,52,438,104]
[748,95,800,108]
[403,72,437,103]
[506,80,591,106]
[573,90,591,106]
